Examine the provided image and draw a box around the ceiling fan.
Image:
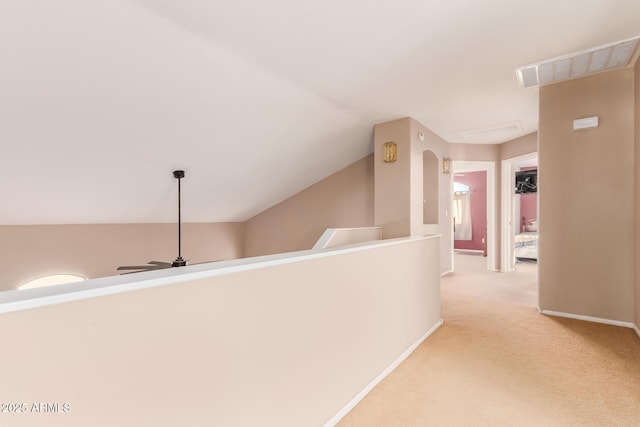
[117,170,190,274]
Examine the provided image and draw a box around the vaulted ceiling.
[2,0,640,224]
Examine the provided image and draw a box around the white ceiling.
[2,0,640,224]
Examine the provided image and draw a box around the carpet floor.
[338,254,640,426]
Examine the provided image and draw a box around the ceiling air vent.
[459,121,523,141]
[516,36,640,89]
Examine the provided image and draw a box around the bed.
[515,232,538,260]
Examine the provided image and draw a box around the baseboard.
[539,308,635,329]
[323,318,444,427]
[454,249,483,254]
[440,270,453,277]
[633,324,640,339]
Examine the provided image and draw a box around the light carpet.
[338,254,640,426]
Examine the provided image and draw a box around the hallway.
[339,254,640,426]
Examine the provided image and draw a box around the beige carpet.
[338,254,640,426]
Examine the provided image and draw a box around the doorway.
[500,152,538,272]
[451,161,496,272]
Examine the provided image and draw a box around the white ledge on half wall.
[0,235,439,315]
[313,226,383,250]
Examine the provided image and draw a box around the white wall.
[0,236,441,427]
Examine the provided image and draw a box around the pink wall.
[520,194,537,230]
[519,166,538,231]
[454,171,486,251]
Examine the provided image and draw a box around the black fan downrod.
[171,170,187,267]
[117,169,189,273]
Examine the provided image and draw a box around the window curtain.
[453,191,472,240]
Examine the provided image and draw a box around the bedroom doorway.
[451,161,496,272]
[500,152,538,272]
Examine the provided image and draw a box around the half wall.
[0,235,441,426]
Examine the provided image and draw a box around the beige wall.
[0,236,441,427]
[3,156,375,289]
[0,222,244,292]
[373,118,412,238]
[500,132,538,160]
[373,118,452,273]
[409,119,452,273]
[243,154,374,257]
[448,142,500,162]
[635,57,640,329]
[539,68,635,322]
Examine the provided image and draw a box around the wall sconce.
[442,157,452,174]
[383,142,397,163]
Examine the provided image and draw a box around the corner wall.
[373,118,412,238]
[410,119,452,273]
[373,118,452,274]
[635,57,640,331]
[539,68,635,323]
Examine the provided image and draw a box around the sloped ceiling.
[2,0,640,224]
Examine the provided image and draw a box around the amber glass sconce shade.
[442,157,452,174]
[383,142,397,163]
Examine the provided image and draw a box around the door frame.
[500,152,538,272]
[451,161,496,271]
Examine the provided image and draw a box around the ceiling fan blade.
[117,265,170,271]
[188,260,223,265]
[148,261,173,267]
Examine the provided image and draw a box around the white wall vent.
[458,121,523,141]
[516,36,640,89]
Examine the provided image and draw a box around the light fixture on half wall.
[383,142,397,163]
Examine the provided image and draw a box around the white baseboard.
[440,270,453,277]
[539,308,635,329]
[634,324,640,339]
[454,249,484,254]
[324,319,444,427]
